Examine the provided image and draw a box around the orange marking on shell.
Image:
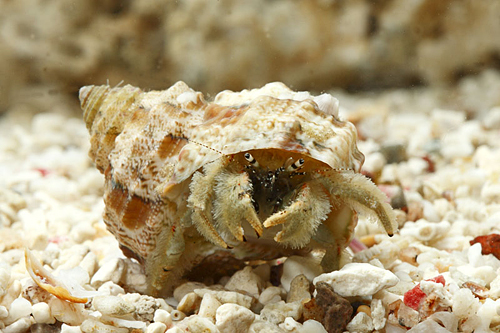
[157,134,188,160]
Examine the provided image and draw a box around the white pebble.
[281,256,322,292]
[216,303,255,333]
[97,281,126,296]
[194,289,253,309]
[225,266,263,298]
[346,312,374,333]
[91,258,125,288]
[146,322,167,333]
[3,317,33,333]
[371,299,386,330]
[407,317,451,332]
[302,320,327,333]
[198,292,222,322]
[185,315,219,332]
[7,297,32,324]
[260,301,302,325]
[0,264,11,297]
[61,323,83,333]
[313,263,399,297]
[177,292,201,314]
[92,295,135,316]
[32,301,55,324]
[80,318,128,333]
[154,308,173,327]
[259,286,282,305]
[452,288,480,319]
[0,305,8,318]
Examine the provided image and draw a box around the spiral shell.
[80,81,389,295]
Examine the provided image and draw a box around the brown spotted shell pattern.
[80,82,396,295]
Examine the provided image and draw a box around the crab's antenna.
[186,138,224,156]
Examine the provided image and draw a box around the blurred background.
[1,0,500,117]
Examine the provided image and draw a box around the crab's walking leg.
[212,170,263,242]
[188,162,229,249]
[318,171,397,235]
[263,182,331,248]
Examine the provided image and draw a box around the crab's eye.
[289,158,305,170]
[244,152,258,166]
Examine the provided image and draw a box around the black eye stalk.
[290,158,305,170]
[244,152,259,167]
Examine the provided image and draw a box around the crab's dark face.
[233,149,328,219]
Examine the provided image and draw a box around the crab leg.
[213,170,263,241]
[317,171,397,235]
[263,182,331,248]
[188,165,229,248]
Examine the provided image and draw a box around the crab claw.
[213,171,263,241]
[263,183,331,248]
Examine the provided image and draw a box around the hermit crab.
[80,82,397,296]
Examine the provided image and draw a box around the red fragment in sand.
[34,168,50,177]
[470,234,500,260]
[403,275,445,310]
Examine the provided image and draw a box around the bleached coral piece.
[313,263,399,297]
[399,219,451,242]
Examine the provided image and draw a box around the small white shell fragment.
[279,316,301,331]
[60,323,83,333]
[313,263,399,297]
[371,298,386,330]
[25,248,99,303]
[224,266,263,298]
[259,300,302,325]
[193,289,253,309]
[198,292,222,322]
[302,320,328,333]
[281,256,323,292]
[90,258,126,289]
[258,286,282,305]
[146,322,167,333]
[49,298,87,326]
[346,312,374,333]
[92,295,135,316]
[32,301,55,324]
[399,219,451,242]
[215,303,255,333]
[171,309,186,321]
